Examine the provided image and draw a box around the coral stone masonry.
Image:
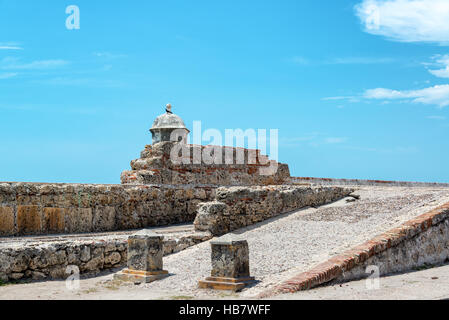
[0,182,215,237]
[114,230,169,283]
[122,104,291,186]
[120,141,291,186]
[198,240,256,291]
[194,185,353,235]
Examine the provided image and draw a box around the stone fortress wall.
[120,141,290,186]
[291,177,449,188]
[194,185,353,236]
[0,182,215,237]
[0,229,212,282]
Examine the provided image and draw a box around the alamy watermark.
[365,4,380,31]
[66,5,80,30]
[65,265,80,291]
[168,121,279,176]
[365,265,380,290]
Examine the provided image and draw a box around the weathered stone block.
[93,207,116,231]
[0,206,14,234]
[210,240,250,278]
[194,188,208,200]
[65,208,93,233]
[49,266,67,279]
[105,252,122,265]
[17,205,41,234]
[127,230,164,272]
[199,240,255,291]
[80,246,91,262]
[193,201,229,235]
[114,229,168,283]
[10,252,30,273]
[43,208,65,233]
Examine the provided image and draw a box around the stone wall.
[0,232,212,282]
[290,176,449,187]
[0,182,215,237]
[121,142,291,186]
[334,211,449,284]
[194,185,353,236]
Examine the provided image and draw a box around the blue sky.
[1,0,449,183]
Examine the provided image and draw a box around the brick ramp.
[258,203,449,298]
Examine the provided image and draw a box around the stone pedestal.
[114,230,168,283]
[198,240,256,291]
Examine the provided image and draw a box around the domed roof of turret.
[150,104,189,132]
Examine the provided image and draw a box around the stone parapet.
[194,185,354,235]
[290,177,449,187]
[121,142,291,186]
[0,182,215,237]
[0,229,212,282]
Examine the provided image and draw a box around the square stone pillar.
[114,230,168,283]
[199,240,256,291]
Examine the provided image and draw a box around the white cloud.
[322,96,360,103]
[428,55,449,78]
[426,115,446,120]
[364,88,405,99]
[355,0,449,44]
[290,56,309,65]
[364,85,449,107]
[0,72,17,79]
[0,58,69,70]
[280,133,348,147]
[325,137,347,144]
[341,145,419,154]
[93,52,126,59]
[323,55,449,108]
[325,84,449,108]
[33,77,124,87]
[0,45,22,50]
[0,42,23,50]
[290,56,394,66]
[322,96,350,101]
[327,57,395,64]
